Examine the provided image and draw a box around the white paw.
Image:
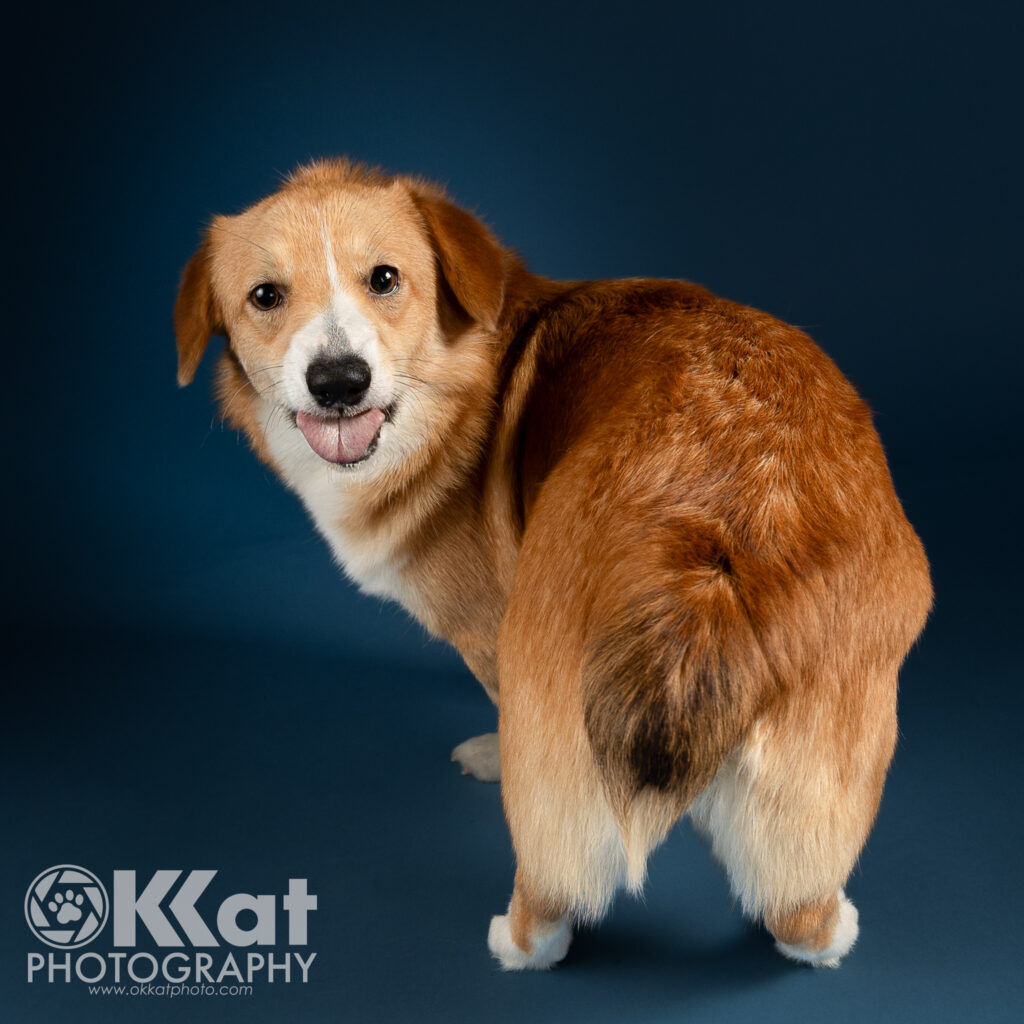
[488,913,572,970]
[775,891,860,968]
[451,732,501,782]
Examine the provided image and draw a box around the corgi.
[174,159,932,970]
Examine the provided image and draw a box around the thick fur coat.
[175,160,931,969]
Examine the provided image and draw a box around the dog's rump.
[581,515,777,820]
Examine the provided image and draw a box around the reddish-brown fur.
[175,160,932,966]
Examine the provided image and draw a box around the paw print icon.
[25,866,109,948]
[49,889,85,924]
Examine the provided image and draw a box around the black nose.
[306,356,372,410]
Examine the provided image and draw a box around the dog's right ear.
[173,232,223,387]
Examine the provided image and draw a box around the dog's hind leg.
[487,658,627,969]
[688,662,899,967]
[485,455,778,968]
[486,542,631,968]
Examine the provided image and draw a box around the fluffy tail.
[582,534,777,885]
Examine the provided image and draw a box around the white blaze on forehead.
[318,208,380,364]
[278,210,386,412]
[319,214,341,293]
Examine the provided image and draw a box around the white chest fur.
[259,404,419,613]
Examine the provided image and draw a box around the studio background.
[2,2,1021,1022]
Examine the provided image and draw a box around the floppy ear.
[412,189,506,331]
[173,234,223,387]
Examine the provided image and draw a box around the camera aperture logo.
[25,865,109,949]
[25,865,317,998]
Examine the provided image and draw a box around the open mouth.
[293,406,391,466]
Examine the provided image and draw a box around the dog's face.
[175,161,505,479]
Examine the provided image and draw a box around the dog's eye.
[249,283,282,310]
[368,266,399,295]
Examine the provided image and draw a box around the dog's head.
[174,160,506,475]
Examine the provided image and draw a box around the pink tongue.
[296,409,386,465]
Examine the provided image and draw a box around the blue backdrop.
[2,1,1021,1021]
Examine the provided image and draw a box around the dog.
[174,159,931,970]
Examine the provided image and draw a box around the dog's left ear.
[173,232,223,387]
[411,189,505,332]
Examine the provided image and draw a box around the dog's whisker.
[392,372,471,401]
[362,207,411,257]
[390,381,430,421]
[392,371,432,388]
[222,373,282,408]
[208,223,278,262]
[392,355,449,369]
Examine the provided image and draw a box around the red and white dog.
[175,160,931,970]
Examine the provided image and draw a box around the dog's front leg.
[451,645,501,781]
[451,732,501,781]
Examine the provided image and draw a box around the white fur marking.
[257,401,417,609]
[329,287,383,373]
[277,213,390,416]
[451,733,500,782]
[319,215,340,292]
[280,297,388,415]
[775,891,859,968]
[487,910,572,971]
